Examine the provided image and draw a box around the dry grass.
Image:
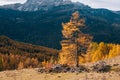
[0,68,120,80]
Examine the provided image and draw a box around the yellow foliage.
[59,11,92,66]
[18,61,24,69]
[79,42,120,63]
[79,56,86,63]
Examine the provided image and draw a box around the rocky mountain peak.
[0,0,89,11]
[24,0,72,7]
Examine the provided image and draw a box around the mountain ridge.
[0,0,90,11]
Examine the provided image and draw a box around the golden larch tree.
[59,11,92,67]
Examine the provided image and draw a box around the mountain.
[116,11,120,14]
[0,35,58,61]
[0,0,120,49]
[0,0,89,11]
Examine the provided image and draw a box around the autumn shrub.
[92,61,111,72]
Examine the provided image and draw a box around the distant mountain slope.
[0,7,120,49]
[116,11,120,14]
[0,0,120,49]
[0,36,58,61]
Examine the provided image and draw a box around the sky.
[0,0,120,11]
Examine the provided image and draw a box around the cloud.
[0,0,26,5]
[72,0,120,11]
[2,0,26,2]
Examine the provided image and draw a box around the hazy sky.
[0,0,120,11]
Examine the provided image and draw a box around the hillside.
[0,35,58,61]
[0,7,120,49]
